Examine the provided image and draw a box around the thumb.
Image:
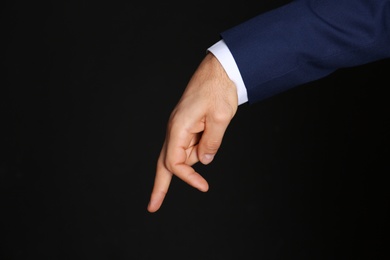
[197,115,230,165]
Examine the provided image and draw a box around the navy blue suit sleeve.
[221,0,390,104]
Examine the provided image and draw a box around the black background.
[2,1,390,259]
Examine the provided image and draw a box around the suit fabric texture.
[221,0,390,103]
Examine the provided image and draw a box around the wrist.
[207,40,248,105]
[202,53,239,119]
[204,52,238,108]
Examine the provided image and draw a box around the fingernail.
[202,154,214,164]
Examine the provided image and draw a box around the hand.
[147,52,238,213]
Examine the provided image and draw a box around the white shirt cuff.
[207,39,248,105]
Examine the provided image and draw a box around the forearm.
[221,0,390,103]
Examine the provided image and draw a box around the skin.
[147,52,238,213]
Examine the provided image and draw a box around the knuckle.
[163,158,174,172]
[212,110,231,124]
[205,140,220,152]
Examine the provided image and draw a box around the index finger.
[147,128,207,213]
[147,143,173,213]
